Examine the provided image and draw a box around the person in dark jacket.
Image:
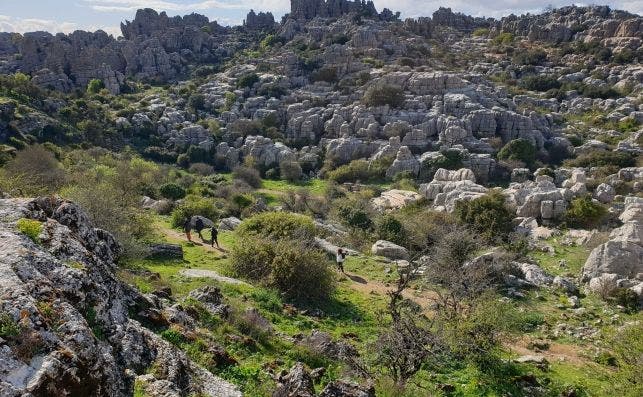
[183,218,192,242]
[211,226,219,248]
[195,217,205,240]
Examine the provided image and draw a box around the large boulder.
[371,189,422,211]
[371,240,409,260]
[582,198,643,285]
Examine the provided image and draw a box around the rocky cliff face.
[495,5,642,47]
[0,8,235,94]
[0,197,240,397]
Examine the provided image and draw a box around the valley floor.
[118,210,640,397]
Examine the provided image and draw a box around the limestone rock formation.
[0,197,240,397]
[582,197,643,285]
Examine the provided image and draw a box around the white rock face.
[419,168,487,212]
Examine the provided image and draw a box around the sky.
[0,1,641,37]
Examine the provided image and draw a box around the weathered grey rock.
[594,183,616,203]
[319,380,376,397]
[219,217,242,231]
[582,198,643,283]
[371,240,409,260]
[518,262,554,287]
[0,197,240,397]
[147,243,183,259]
[385,146,419,178]
[244,10,275,30]
[273,362,315,397]
[371,189,422,211]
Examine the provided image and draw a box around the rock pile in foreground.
[0,197,241,397]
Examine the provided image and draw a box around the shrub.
[519,75,561,91]
[237,73,259,89]
[454,191,514,242]
[513,49,547,65]
[565,151,636,168]
[170,195,219,228]
[2,145,66,196]
[189,162,215,176]
[565,195,607,228]
[363,83,405,108]
[311,67,338,83]
[16,218,43,243]
[337,204,373,230]
[472,28,490,37]
[280,160,302,182]
[609,288,639,312]
[580,84,619,99]
[376,215,405,245]
[327,159,372,183]
[86,79,104,94]
[497,138,536,166]
[231,238,335,302]
[492,32,513,45]
[397,57,415,67]
[188,93,206,112]
[236,212,315,241]
[159,183,186,200]
[613,49,635,64]
[0,312,19,338]
[232,166,262,188]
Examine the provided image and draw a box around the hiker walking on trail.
[336,248,346,273]
[183,218,192,242]
[195,217,205,241]
[211,226,219,249]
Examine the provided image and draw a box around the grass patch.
[16,218,43,243]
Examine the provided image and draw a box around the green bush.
[0,312,20,338]
[159,183,186,200]
[170,195,219,228]
[363,84,405,108]
[492,32,513,45]
[311,67,338,83]
[610,288,639,312]
[565,151,636,168]
[237,212,316,241]
[565,195,607,228]
[454,191,514,242]
[237,73,259,89]
[231,238,335,302]
[497,139,536,166]
[513,49,547,65]
[16,218,43,243]
[519,75,561,91]
[86,79,104,94]
[472,28,490,37]
[376,215,405,245]
[232,166,262,188]
[337,204,373,230]
[280,160,302,182]
[327,160,373,183]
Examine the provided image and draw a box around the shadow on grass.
[347,273,368,284]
